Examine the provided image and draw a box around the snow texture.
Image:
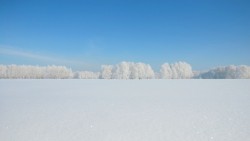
[0,80,250,141]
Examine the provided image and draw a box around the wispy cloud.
[0,45,86,67]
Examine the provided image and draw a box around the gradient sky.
[0,0,249,71]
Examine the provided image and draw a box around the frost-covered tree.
[1,63,249,79]
[111,62,155,79]
[236,65,250,79]
[160,62,193,79]
[130,63,155,79]
[0,65,7,78]
[160,63,172,79]
[0,65,73,79]
[100,65,113,79]
[144,64,155,79]
[112,62,131,79]
[75,71,100,79]
[199,65,250,79]
[45,65,73,79]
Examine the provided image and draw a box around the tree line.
[0,62,250,79]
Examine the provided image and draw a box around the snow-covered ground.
[0,80,250,141]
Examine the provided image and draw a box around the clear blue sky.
[0,0,249,71]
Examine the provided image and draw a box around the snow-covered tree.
[199,65,250,79]
[160,63,172,79]
[0,65,7,78]
[236,65,250,79]
[100,65,113,79]
[160,62,193,79]
[75,71,100,79]
[0,65,73,79]
[111,62,155,79]
[144,64,155,79]
[112,62,131,79]
[1,62,249,79]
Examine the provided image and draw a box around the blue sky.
[0,0,249,71]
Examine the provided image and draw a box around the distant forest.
[1,62,250,79]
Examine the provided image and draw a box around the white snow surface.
[0,80,250,141]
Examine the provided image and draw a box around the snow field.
[0,80,250,141]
